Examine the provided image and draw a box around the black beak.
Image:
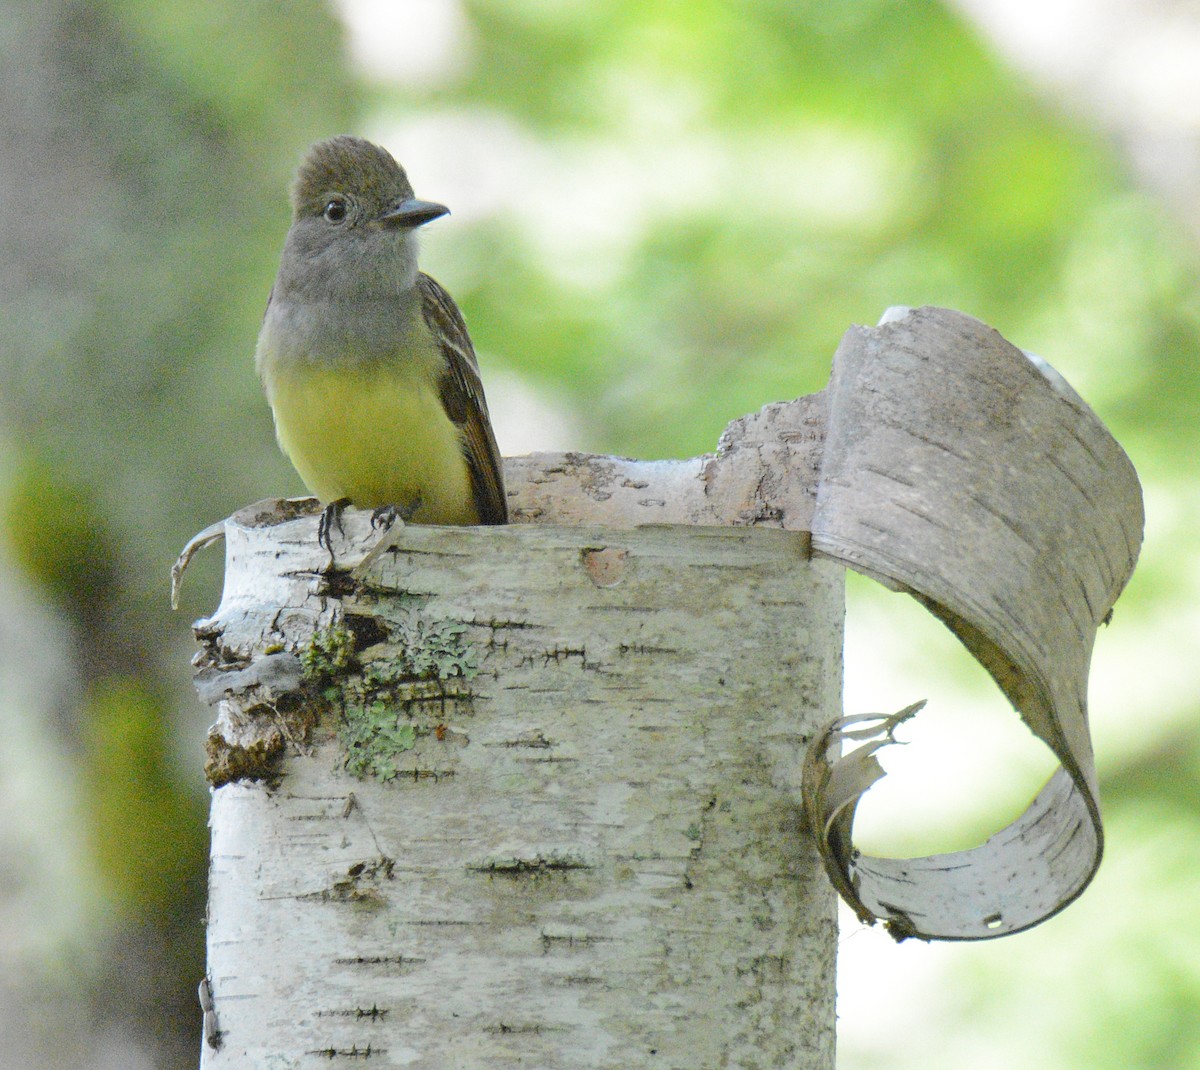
[377,197,450,229]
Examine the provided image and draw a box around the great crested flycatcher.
[256,135,507,529]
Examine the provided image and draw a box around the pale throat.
[258,229,432,375]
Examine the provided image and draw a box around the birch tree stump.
[195,509,841,1068]
[188,305,1142,1066]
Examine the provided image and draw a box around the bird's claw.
[371,504,400,531]
[318,497,352,554]
[371,496,421,532]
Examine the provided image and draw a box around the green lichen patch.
[302,612,478,782]
[339,700,417,781]
[365,616,477,685]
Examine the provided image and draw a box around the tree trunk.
[196,508,841,1068]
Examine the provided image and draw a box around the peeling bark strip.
[198,515,841,1068]
[804,307,1143,940]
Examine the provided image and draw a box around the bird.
[255,135,507,545]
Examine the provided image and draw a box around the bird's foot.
[350,497,423,581]
[318,497,352,555]
[371,496,422,532]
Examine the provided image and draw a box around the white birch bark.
[196,512,841,1068]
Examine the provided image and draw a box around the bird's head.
[280,135,449,295]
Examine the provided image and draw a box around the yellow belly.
[265,362,478,525]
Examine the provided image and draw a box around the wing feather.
[418,273,508,524]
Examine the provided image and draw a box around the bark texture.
[197,513,841,1068]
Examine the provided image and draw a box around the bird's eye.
[323,198,348,223]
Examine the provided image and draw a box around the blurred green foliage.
[0,0,1196,1067]
[4,453,120,617]
[437,0,1165,465]
[83,676,207,913]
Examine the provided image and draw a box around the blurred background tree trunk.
[0,2,357,1065]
